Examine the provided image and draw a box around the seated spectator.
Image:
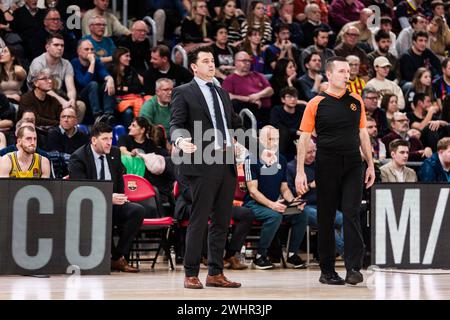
[82,0,130,37]
[82,15,116,65]
[335,26,369,77]
[382,111,433,161]
[427,15,450,60]
[143,45,193,96]
[264,23,301,74]
[272,0,304,47]
[395,0,425,30]
[222,51,274,126]
[241,1,272,45]
[365,57,405,110]
[399,31,442,86]
[431,0,446,20]
[293,0,329,24]
[212,0,245,47]
[366,116,386,162]
[0,125,50,178]
[300,3,331,49]
[328,0,365,33]
[432,58,450,106]
[369,17,398,59]
[269,58,307,107]
[380,93,400,129]
[242,28,267,74]
[244,125,307,269]
[405,67,436,111]
[286,140,344,257]
[180,0,214,52]
[380,139,418,182]
[10,0,47,61]
[368,29,399,81]
[47,107,89,155]
[116,20,150,76]
[362,87,389,138]
[346,55,366,96]
[28,34,85,123]
[336,8,375,53]
[298,52,324,101]
[0,45,26,106]
[71,39,116,121]
[0,91,15,131]
[210,23,236,82]
[69,122,144,273]
[269,87,305,162]
[144,0,187,43]
[395,15,428,58]
[300,28,335,74]
[19,68,62,130]
[108,47,145,128]
[139,78,173,135]
[419,137,450,182]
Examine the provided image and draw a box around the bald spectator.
[396,15,428,57]
[222,51,274,126]
[300,3,332,49]
[116,20,151,75]
[334,26,369,77]
[82,0,130,37]
[328,0,365,33]
[143,45,193,95]
[82,15,116,65]
[336,8,375,53]
[293,0,328,24]
[300,28,335,73]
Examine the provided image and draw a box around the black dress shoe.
[345,269,363,285]
[319,272,345,285]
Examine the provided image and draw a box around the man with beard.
[367,30,399,81]
[298,52,324,100]
[300,28,335,74]
[0,125,51,178]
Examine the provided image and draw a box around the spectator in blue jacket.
[419,137,450,182]
[71,39,116,121]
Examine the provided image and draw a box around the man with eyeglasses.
[19,68,62,131]
[82,0,130,37]
[334,26,369,77]
[116,20,151,75]
[335,8,374,53]
[382,111,432,161]
[82,15,116,65]
[362,87,389,138]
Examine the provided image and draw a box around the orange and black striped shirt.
[300,89,367,154]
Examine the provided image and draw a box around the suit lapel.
[86,145,98,179]
[190,80,213,125]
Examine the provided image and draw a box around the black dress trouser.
[315,150,365,273]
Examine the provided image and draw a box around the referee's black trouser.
[315,150,365,274]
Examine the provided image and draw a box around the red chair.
[123,174,175,270]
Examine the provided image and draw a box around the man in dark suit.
[170,46,244,289]
[68,122,145,272]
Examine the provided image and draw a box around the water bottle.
[240,245,246,264]
[169,248,176,269]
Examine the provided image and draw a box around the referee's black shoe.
[319,272,345,285]
[345,269,364,285]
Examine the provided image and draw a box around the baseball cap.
[374,56,392,68]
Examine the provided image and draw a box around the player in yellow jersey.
[0,125,50,178]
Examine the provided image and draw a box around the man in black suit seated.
[68,122,145,272]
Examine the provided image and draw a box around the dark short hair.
[442,57,450,69]
[413,92,427,106]
[151,44,170,59]
[133,116,152,137]
[389,139,410,153]
[374,29,390,42]
[325,56,347,72]
[366,115,376,123]
[280,86,298,98]
[313,27,329,38]
[213,23,228,37]
[273,23,290,34]
[412,30,428,42]
[91,122,112,138]
[46,33,64,45]
[188,46,214,67]
[304,51,321,68]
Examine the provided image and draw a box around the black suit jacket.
[169,79,243,177]
[68,143,125,193]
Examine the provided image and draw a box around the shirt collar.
[90,145,105,160]
[194,76,210,87]
[59,125,78,137]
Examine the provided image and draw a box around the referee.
[295,56,375,285]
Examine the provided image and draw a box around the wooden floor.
[1,262,450,300]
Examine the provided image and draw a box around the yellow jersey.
[7,151,43,178]
[347,77,366,96]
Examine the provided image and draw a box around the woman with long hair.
[180,0,213,52]
[241,1,272,45]
[269,57,307,106]
[214,0,245,47]
[242,28,266,73]
[380,93,399,129]
[405,67,436,111]
[427,15,450,60]
[108,47,147,128]
[0,45,26,105]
